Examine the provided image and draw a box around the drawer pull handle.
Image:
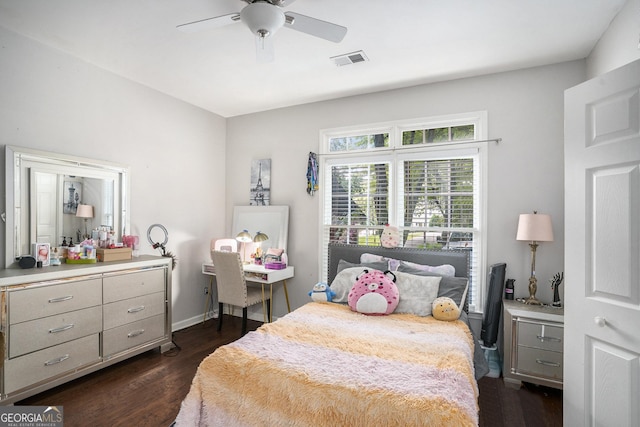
[128,329,145,338]
[127,305,146,313]
[536,335,561,343]
[49,324,74,334]
[44,354,70,366]
[536,359,560,367]
[48,295,73,303]
[594,316,607,327]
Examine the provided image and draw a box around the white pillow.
[394,272,442,316]
[398,260,456,277]
[360,253,401,271]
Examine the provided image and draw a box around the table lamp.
[236,230,253,264]
[76,204,94,240]
[253,231,269,263]
[516,211,554,305]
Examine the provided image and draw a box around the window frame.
[319,112,488,313]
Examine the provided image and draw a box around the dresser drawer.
[103,269,165,303]
[103,314,165,358]
[517,320,563,352]
[515,346,563,380]
[4,334,100,395]
[103,291,165,330]
[8,278,102,324]
[9,305,102,358]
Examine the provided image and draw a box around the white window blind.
[328,162,390,245]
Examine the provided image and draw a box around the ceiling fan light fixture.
[240,2,285,38]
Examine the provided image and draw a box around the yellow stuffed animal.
[431,297,461,321]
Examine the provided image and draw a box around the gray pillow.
[331,260,390,303]
[396,264,469,312]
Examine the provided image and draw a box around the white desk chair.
[204,239,240,323]
[211,250,269,336]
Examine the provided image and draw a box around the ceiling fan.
[177,0,348,62]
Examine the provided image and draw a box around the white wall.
[227,61,586,318]
[587,0,640,78]
[0,26,227,329]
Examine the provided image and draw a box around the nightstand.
[502,300,564,390]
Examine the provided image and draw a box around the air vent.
[330,50,369,67]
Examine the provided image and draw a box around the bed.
[175,243,488,426]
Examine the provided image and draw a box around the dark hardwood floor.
[17,315,562,426]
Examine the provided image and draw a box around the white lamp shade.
[516,213,554,242]
[76,204,94,219]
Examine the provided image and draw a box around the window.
[320,112,488,312]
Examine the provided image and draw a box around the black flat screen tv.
[480,262,506,347]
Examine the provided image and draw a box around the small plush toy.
[431,297,461,321]
[380,224,400,248]
[309,282,336,303]
[348,269,399,315]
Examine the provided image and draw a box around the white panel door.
[564,59,640,427]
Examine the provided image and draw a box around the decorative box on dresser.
[503,300,564,390]
[0,255,173,404]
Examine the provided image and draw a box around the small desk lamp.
[76,204,94,240]
[236,229,253,264]
[253,231,269,262]
[516,211,554,305]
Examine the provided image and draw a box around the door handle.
[594,316,606,327]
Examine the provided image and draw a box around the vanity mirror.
[5,146,130,267]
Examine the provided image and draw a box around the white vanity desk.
[202,262,294,323]
[0,255,173,404]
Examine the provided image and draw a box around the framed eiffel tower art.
[250,159,271,206]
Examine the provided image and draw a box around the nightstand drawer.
[515,346,563,380]
[517,320,563,352]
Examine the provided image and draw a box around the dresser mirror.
[5,146,130,267]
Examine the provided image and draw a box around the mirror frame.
[5,145,130,267]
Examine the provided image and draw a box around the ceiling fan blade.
[271,0,297,6]
[176,13,240,33]
[284,12,347,43]
[255,35,275,63]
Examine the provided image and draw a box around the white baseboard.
[172,309,276,332]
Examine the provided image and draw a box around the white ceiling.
[0,0,627,118]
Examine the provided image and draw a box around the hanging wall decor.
[250,159,271,206]
[306,152,318,196]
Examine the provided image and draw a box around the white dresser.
[0,256,172,404]
[503,300,564,390]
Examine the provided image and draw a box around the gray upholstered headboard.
[327,243,470,283]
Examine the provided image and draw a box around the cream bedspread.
[175,302,479,426]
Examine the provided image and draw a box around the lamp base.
[524,275,543,305]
